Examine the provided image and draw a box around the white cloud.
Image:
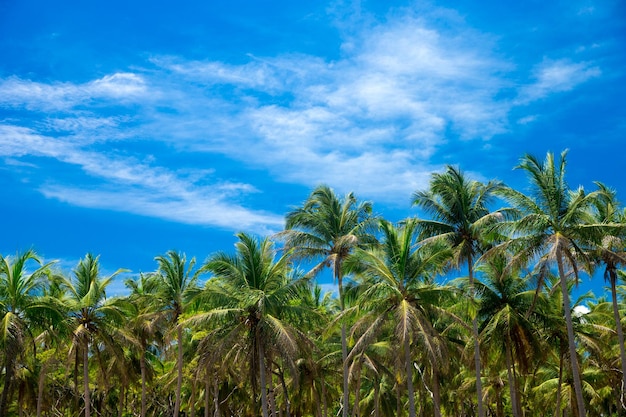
[0,124,283,233]
[518,59,601,102]
[0,5,605,224]
[0,72,148,111]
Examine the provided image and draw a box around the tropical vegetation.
[0,150,625,417]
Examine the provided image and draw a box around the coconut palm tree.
[153,250,201,417]
[0,249,59,417]
[587,182,626,412]
[62,253,126,417]
[124,273,165,417]
[276,185,377,417]
[475,254,543,417]
[345,219,453,417]
[494,150,612,417]
[196,232,312,417]
[412,165,504,417]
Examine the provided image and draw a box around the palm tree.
[153,250,201,417]
[124,273,165,417]
[276,185,377,417]
[475,254,542,417]
[494,150,611,417]
[412,165,504,417]
[62,253,126,417]
[345,219,452,417]
[587,182,626,412]
[0,249,59,417]
[196,232,312,417]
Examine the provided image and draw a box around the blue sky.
[0,0,624,296]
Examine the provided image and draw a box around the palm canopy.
[0,249,58,346]
[412,165,505,268]
[277,184,377,284]
[0,250,60,417]
[62,253,127,417]
[495,151,607,277]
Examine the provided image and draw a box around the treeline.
[1,150,625,417]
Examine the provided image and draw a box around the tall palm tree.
[276,185,377,417]
[153,251,201,417]
[587,182,626,411]
[0,250,59,417]
[412,165,503,417]
[196,232,311,417]
[345,219,452,417]
[495,150,609,417]
[62,253,126,417]
[124,273,165,417]
[476,254,542,417]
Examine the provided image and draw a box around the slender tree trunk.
[190,376,197,417]
[277,366,291,417]
[140,349,147,417]
[37,359,47,417]
[337,268,350,417]
[0,356,14,417]
[432,367,442,417]
[352,357,363,417]
[373,379,380,417]
[468,256,485,417]
[118,382,125,417]
[204,375,210,417]
[268,363,277,417]
[610,272,626,412]
[212,377,220,417]
[556,252,586,417]
[258,335,270,417]
[74,349,80,415]
[83,341,91,417]
[505,341,520,417]
[174,324,184,417]
[405,337,416,417]
[321,375,328,417]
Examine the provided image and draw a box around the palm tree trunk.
[373,379,380,417]
[174,324,184,417]
[405,337,416,417]
[212,377,220,417]
[83,341,91,417]
[37,360,48,417]
[190,376,197,417]
[258,336,270,417]
[337,268,350,417]
[610,272,626,412]
[556,252,586,417]
[140,349,147,417]
[432,367,442,417]
[118,382,125,417]
[277,365,291,417]
[505,341,520,417]
[0,356,14,417]
[468,256,485,417]
[268,363,277,417]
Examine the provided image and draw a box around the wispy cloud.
[518,59,601,102]
[0,4,604,224]
[0,124,283,233]
[0,73,148,111]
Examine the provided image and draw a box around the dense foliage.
[1,151,625,417]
